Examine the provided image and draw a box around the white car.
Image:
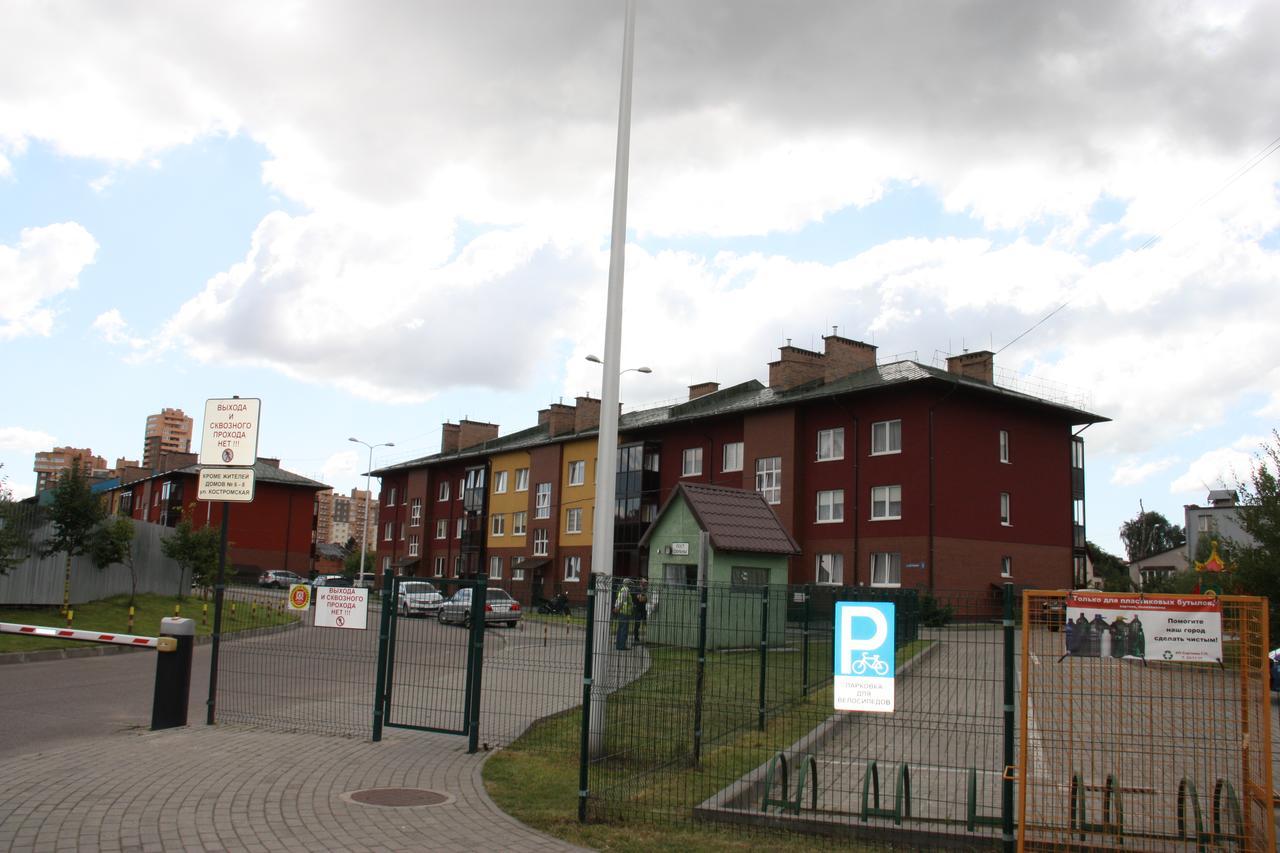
[397,581,444,617]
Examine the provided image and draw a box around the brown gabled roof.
[640,482,800,556]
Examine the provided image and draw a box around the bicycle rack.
[966,767,1003,832]
[1211,778,1243,848]
[1176,778,1209,852]
[1069,771,1123,843]
[760,751,819,815]
[860,760,911,825]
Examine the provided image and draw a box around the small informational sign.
[198,397,261,467]
[670,542,690,556]
[315,587,369,630]
[287,583,311,611]
[834,601,896,713]
[197,467,256,502]
[1064,591,1222,663]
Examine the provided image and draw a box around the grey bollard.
[151,617,196,730]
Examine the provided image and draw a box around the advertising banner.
[315,587,369,630]
[834,601,896,713]
[1063,591,1222,663]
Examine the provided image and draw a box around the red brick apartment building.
[372,337,1105,604]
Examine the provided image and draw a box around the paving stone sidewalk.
[0,724,591,853]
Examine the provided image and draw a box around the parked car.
[397,581,444,617]
[354,572,376,589]
[438,588,522,628]
[312,574,353,589]
[258,570,304,589]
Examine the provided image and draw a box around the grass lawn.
[0,592,299,652]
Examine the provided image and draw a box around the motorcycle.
[537,592,570,615]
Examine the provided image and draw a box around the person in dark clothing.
[631,579,649,644]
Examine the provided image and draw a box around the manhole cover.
[347,787,450,807]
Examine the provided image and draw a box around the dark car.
[312,574,353,588]
[438,588,521,628]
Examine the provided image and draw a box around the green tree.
[161,506,220,595]
[41,462,106,612]
[1086,541,1131,591]
[1232,430,1280,642]
[89,516,137,605]
[343,547,375,577]
[1119,509,1186,563]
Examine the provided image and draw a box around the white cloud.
[0,426,57,453]
[1169,435,1269,495]
[0,223,98,340]
[319,450,360,493]
[91,309,148,353]
[1110,457,1179,487]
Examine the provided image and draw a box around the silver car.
[438,588,522,628]
[397,581,444,617]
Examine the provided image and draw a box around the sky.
[3,1,1279,559]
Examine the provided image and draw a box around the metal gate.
[1018,591,1274,851]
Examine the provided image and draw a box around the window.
[566,507,582,534]
[1000,492,1011,526]
[491,514,505,536]
[817,428,844,461]
[435,519,447,540]
[1198,515,1210,533]
[535,483,551,518]
[871,552,901,586]
[564,555,581,581]
[387,487,397,506]
[513,568,526,581]
[722,441,743,472]
[515,468,529,491]
[433,556,445,577]
[458,479,464,500]
[999,430,1010,464]
[465,468,485,491]
[755,457,781,504]
[489,556,503,580]
[682,447,703,477]
[731,566,768,587]
[872,419,902,455]
[399,522,406,541]
[455,518,463,539]
[870,485,902,520]
[493,470,508,494]
[453,555,462,576]
[410,498,422,526]
[438,481,450,501]
[816,553,843,585]
[1071,437,1084,469]
[533,529,549,556]
[567,460,585,486]
[382,556,392,574]
[665,563,697,586]
[816,490,844,523]
[384,521,393,541]
[408,535,419,557]
[1001,556,1012,577]
[513,511,527,536]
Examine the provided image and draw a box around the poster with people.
[1063,591,1222,664]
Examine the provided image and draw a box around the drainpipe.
[928,381,961,592]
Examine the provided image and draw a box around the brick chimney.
[946,350,995,384]
[822,335,877,382]
[441,422,460,453]
[537,409,550,427]
[768,344,825,391]
[688,382,720,400]
[546,403,576,437]
[574,396,601,432]
[458,419,499,450]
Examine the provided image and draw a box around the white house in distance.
[1128,545,1189,590]
[1184,490,1256,563]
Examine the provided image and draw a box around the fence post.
[1002,582,1015,852]
[151,617,195,730]
[802,584,812,695]
[383,574,402,713]
[578,579,598,823]
[758,584,769,731]
[205,503,230,726]
[466,576,488,754]
[693,582,709,764]
[372,571,395,742]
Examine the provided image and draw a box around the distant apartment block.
[33,447,109,494]
[315,488,377,548]
[142,408,194,470]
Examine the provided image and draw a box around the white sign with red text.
[198,398,261,467]
[1064,591,1222,663]
[315,587,369,630]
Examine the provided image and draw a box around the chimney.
[689,381,720,400]
[768,344,825,391]
[158,452,198,472]
[546,403,576,437]
[574,396,601,432]
[458,419,499,450]
[441,422,460,454]
[946,350,995,384]
[537,409,551,427]
[258,457,281,469]
[822,335,877,382]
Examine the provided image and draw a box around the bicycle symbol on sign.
[849,651,890,676]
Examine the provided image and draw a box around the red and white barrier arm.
[0,621,160,648]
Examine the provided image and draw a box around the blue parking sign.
[834,602,895,712]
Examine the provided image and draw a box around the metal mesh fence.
[1020,590,1275,852]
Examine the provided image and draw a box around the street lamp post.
[349,437,394,579]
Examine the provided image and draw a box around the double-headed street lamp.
[585,354,651,375]
[349,437,394,579]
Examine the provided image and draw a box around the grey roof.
[640,482,801,556]
[374,358,1108,476]
[106,460,329,492]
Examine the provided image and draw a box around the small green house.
[639,482,799,650]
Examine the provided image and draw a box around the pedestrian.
[632,579,649,644]
[613,578,633,650]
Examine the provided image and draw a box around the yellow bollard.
[202,603,208,627]
[251,602,257,619]
[66,609,74,628]
[128,605,135,633]
[230,602,237,620]
[174,603,181,617]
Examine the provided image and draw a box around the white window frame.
[816,489,844,523]
[438,481,450,501]
[999,429,1010,464]
[513,568,526,581]
[816,428,844,461]
[535,483,551,519]
[458,479,464,500]
[816,553,843,585]
[682,447,703,477]
[386,487,397,506]
[433,556,445,577]
[382,555,392,574]
[871,552,901,587]
[513,511,527,536]
[493,470,508,494]
[410,497,422,527]
[1000,492,1011,526]
[870,485,902,520]
[455,518,463,539]
[755,457,781,505]
[384,521,393,541]
[564,555,581,582]
[515,468,529,491]
[489,555,503,580]
[1001,556,1012,577]
[453,555,462,576]
[533,528,549,557]
[871,419,902,455]
[399,522,406,541]
[435,519,447,540]
[567,460,585,486]
[491,513,505,537]
[408,534,419,557]
[566,507,582,534]
[722,441,744,473]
